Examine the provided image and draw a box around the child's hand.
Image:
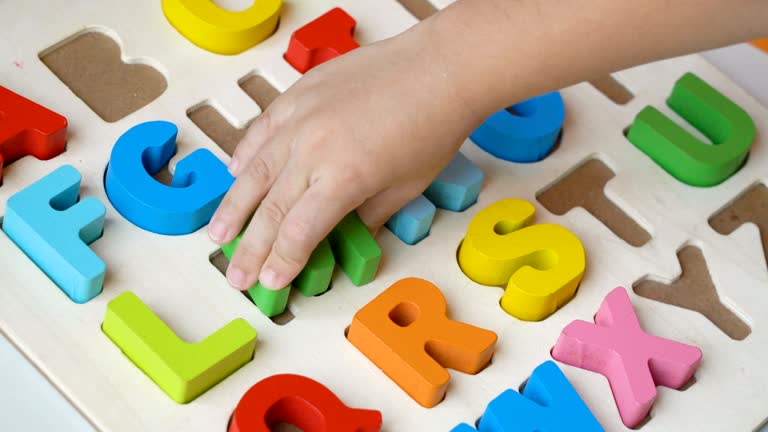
[208,27,479,290]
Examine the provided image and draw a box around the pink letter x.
[551,287,702,428]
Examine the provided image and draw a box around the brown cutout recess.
[709,183,768,267]
[188,74,280,156]
[209,250,295,325]
[537,158,651,247]
[40,31,166,122]
[397,0,438,20]
[633,245,751,340]
[588,74,634,105]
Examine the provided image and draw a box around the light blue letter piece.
[471,92,565,163]
[452,361,604,432]
[3,165,106,303]
[385,195,436,245]
[105,121,234,235]
[424,152,484,212]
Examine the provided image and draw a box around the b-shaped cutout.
[229,374,382,432]
[589,74,634,105]
[633,245,750,340]
[537,158,651,247]
[347,278,497,408]
[40,30,166,122]
[396,0,438,20]
[458,199,585,321]
[709,183,768,268]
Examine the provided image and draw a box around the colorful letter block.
[285,7,359,74]
[3,165,105,303]
[347,278,497,408]
[102,291,257,404]
[229,374,382,432]
[385,195,436,245]
[627,72,755,186]
[387,152,483,245]
[471,92,565,163]
[327,212,381,286]
[424,152,484,212]
[751,38,768,54]
[222,228,335,317]
[0,86,67,184]
[458,199,585,321]
[162,0,281,55]
[552,287,702,428]
[105,121,234,235]
[452,361,603,432]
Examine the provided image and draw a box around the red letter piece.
[284,7,360,74]
[229,374,382,432]
[0,86,67,184]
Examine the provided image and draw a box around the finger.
[208,139,290,245]
[226,161,309,290]
[356,184,425,234]
[229,108,274,176]
[258,177,368,290]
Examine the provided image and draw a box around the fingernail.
[227,266,248,289]
[209,220,228,243]
[228,157,239,175]
[259,267,284,290]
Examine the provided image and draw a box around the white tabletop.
[1,43,767,432]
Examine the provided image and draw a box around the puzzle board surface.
[1,1,768,431]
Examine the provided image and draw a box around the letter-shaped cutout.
[3,165,105,303]
[0,86,67,184]
[327,212,381,286]
[162,0,281,55]
[458,199,585,321]
[222,226,335,317]
[387,152,483,245]
[347,278,497,408]
[470,92,565,163]
[105,121,234,235]
[452,361,604,432]
[552,287,702,428]
[285,7,360,74]
[229,374,382,432]
[627,72,755,187]
[102,291,257,403]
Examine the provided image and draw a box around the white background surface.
[0,42,766,432]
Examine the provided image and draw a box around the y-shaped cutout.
[387,152,483,245]
[285,8,359,74]
[105,121,234,235]
[552,287,702,428]
[3,165,105,303]
[40,31,166,123]
[102,291,257,403]
[452,361,603,432]
[162,0,281,54]
[347,278,497,408]
[471,92,565,163]
[588,74,634,105]
[537,158,651,247]
[709,183,768,268]
[0,86,67,185]
[458,199,585,321]
[627,72,755,187]
[634,245,750,340]
[229,374,382,432]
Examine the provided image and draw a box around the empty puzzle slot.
[536,157,651,247]
[239,73,281,113]
[396,0,438,20]
[40,29,166,122]
[209,249,295,325]
[187,104,249,157]
[589,74,634,105]
[709,182,767,268]
[633,245,751,341]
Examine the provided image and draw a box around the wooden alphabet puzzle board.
[1,0,768,430]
